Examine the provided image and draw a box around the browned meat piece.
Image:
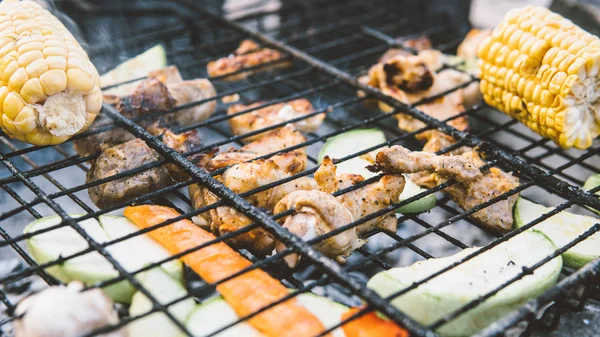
[209,124,307,173]
[73,113,136,157]
[227,99,323,142]
[367,51,470,133]
[197,156,318,255]
[378,36,433,62]
[163,78,216,125]
[87,130,209,209]
[274,157,405,268]
[87,139,173,209]
[372,144,519,233]
[207,39,292,81]
[189,125,308,229]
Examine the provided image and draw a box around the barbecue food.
[189,124,308,228]
[378,36,433,62]
[74,72,215,157]
[457,29,491,68]
[274,157,405,267]
[372,143,519,232]
[365,50,472,133]
[0,0,102,145]
[208,124,307,173]
[478,6,600,149]
[124,205,328,337]
[367,230,561,337]
[199,156,318,254]
[87,129,206,209]
[207,39,291,81]
[227,98,323,142]
[14,282,124,337]
[274,189,363,267]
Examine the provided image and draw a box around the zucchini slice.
[24,214,182,303]
[318,129,436,213]
[100,44,167,96]
[583,174,600,215]
[128,268,195,337]
[367,230,561,337]
[514,197,600,268]
[186,294,348,337]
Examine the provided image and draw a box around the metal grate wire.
[0,0,599,336]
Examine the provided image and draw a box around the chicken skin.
[372,144,519,233]
[227,99,324,142]
[207,40,292,81]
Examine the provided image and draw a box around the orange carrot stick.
[342,307,409,337]
[124,205,327,337]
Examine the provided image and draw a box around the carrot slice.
[124,205,327,337]
[342,308,409,337]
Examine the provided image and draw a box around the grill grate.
[0,0,599,336]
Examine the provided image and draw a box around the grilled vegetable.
[477,6,600,149]
[127,268,195,337]
[23,215,182,303]
[14,282,124,337]
[187,294,348,337]
[583,174,600,215]
[514,197,600,268]
[100,44,167,96]
[341,308,409,337]
[318,129,436,213]
[123,205,328,337]
[0,0,102,145]
[367,230,561,337]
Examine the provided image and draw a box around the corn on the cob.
[0,0,102,145]
[477,6,600,149]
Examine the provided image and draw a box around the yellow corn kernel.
[0,0,102,145]
[478,6,600,149]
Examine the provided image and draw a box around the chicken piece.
[87,139,173,209]
[209,124,307,173]
[193,156,318,255]
[163,78,216,125]
[207,39,292,81]
[378,36,433,62]
[72,112,136,157]
[274,158,405,268]
[87,130,208,209]
[227,99,323,142]
[316,157,405,235]
[367,51,470,133]
[274,190,364,268]
[373,145,519,233]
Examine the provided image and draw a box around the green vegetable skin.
[318,129,436,213]
[583,174,600,215]
[514,197,600,268]
[100,44,167,96]
[186,294,348,337]
[23,215,183,303]
[367,230,561,337]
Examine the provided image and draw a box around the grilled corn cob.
[477,6,600,149]
[0,0,102,145]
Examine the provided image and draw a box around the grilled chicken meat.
[87,129,207,209]
[74,71,216,156]
[274,157,405,267]
[274,190,364,268]
[199,156,318,255]
[189,125,308,230]
[366,50,471,133]
[207,39,291,81]
[372,144,519,233]
[457,29,492,67]
[227,99,323,142]
[209,124,307,173]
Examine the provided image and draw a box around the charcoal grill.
[1,0,599,336]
